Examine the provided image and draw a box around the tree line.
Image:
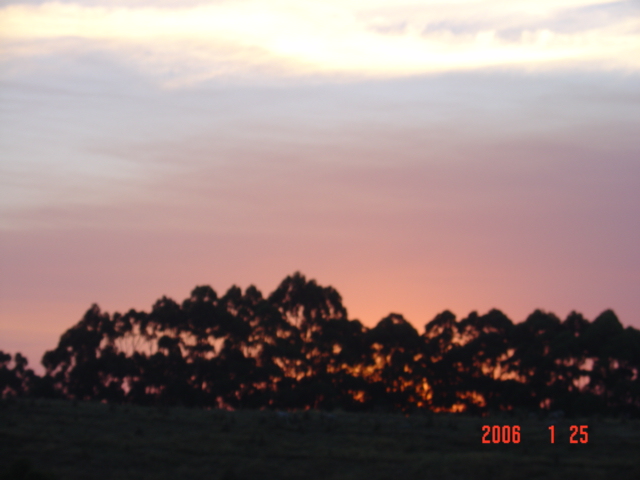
[2,273,639,416]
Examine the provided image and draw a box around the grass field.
[1,399,639,480]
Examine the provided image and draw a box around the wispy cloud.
[1,1,638,86]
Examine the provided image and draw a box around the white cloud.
[1,1,638,85]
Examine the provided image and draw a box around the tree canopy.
[2,272,639,416]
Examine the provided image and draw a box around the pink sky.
[1,1,640,373]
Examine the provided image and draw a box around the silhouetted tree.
[582,310,640,413]
[15,272,638,416]
[452,309,514,413]
[365,313,422,411]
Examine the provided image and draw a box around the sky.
[1,0,639,373]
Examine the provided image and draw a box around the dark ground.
[1,399,639,480]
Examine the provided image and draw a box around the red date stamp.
[482,425,589,443]
[549,425,589,443]
[481,425,521,443]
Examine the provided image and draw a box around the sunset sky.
[1,0,639,372]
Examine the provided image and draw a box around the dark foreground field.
[1,400,639,480]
